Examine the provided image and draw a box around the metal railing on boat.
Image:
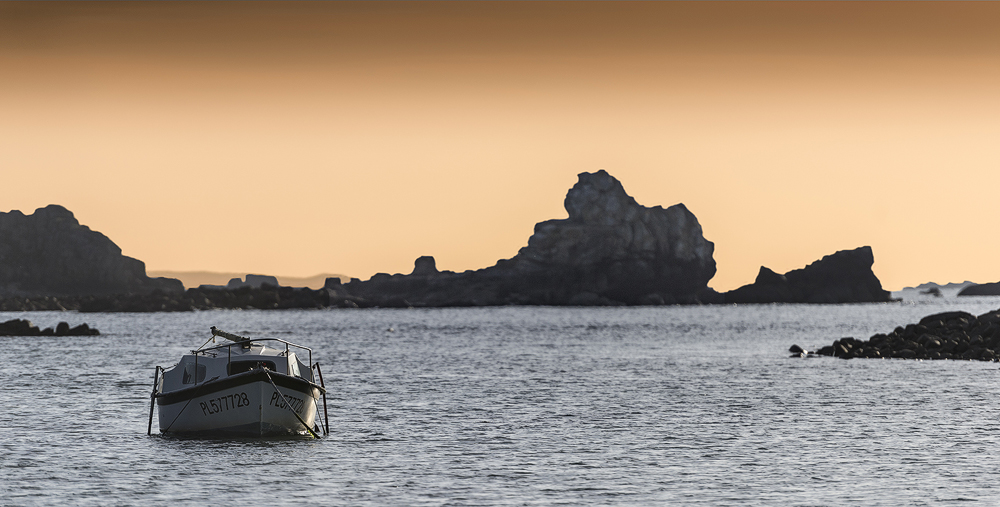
[193,327,314,382]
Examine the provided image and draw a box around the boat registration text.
[200,392,251,416]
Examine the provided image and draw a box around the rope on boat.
[262,368,321,439]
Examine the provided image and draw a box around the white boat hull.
[156,371,322,436]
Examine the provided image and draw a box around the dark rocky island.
[724,246,892,304]
[793,309,1000,361]
[338,170,719,306]
[0,205,182,296]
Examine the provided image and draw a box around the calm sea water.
[4,296,1000,506]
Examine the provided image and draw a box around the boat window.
[228,360,277,375]
[182,363,207,384]
[288,354,301,378]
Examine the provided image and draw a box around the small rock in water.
[789,344,804,354]
[0,318,99,336]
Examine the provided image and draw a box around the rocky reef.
[0,205,182,297]
[0,319,99,336]
[724,246,891,304]
[340,170,718,306]
[792,309,1000,361]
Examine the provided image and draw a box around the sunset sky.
[2,2,999,291]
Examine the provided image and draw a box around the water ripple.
[4,303,1000,505]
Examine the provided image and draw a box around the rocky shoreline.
[792,309,1000,361]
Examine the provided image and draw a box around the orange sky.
[2,2,999,291]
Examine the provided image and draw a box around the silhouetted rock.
[341,170,717,306]
[0,318,99,336]
[724,246,891,304]
[411,256,439,276]
[199,274,281,290]
[958,282,1000,296]
[0,205,183,296]
[229,274,280,289]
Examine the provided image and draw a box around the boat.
[147,326,329,437]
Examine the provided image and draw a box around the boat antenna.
[210,326,251,343]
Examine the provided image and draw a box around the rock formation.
[341,170,718,306]
[0,205,183,296]
[0,318,99,336]
[199,274,281,290]
[793,309,1000,361]
[958,282,1000,296]
[724,246,891,304]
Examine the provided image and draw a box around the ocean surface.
[5,294,1000,506]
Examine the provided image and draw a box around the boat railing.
[192,328,315,382]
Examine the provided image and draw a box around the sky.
[2,2,999,291]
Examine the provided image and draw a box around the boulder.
[724,246,891,304]
[0,319,39,336]
[0,318,99,336]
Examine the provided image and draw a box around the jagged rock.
[0,205,183,296]
[343,170,717,306]
[724,246,891,304]
[514,170,716,303]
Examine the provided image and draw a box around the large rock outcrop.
[724,246,891,304]
[342,170,718,306]
[0,205,183,296]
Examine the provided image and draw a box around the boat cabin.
[160,338,315,393]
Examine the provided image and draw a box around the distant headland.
[1,171,895,311]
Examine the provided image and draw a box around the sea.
[4,291,1000,506]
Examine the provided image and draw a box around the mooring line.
[262,368,320,439]
[162,397,195,434]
